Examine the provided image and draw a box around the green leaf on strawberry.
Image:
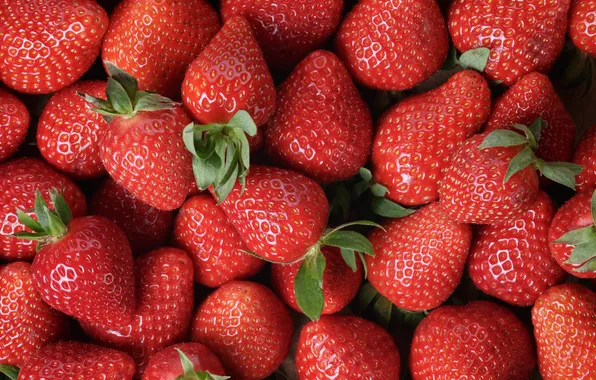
[0,365,18,380]
[458,47,491,72]
[175,348,230,380]
[356,167,415,218]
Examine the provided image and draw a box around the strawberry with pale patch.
[0,87,29,163]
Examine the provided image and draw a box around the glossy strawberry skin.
[215,165,329,263]
[532,283,596,379]
[569,0,596,56]
[448,0,571,86]
[18,341,136,380]
[143,342,227,380]
[0,262,69,367]
[102,0,220,99]
[81,247,195,378]
[0,158,87,261]
[37,80,108,179]
[265,50,373,183]
[220,0,343,71]
[572,124,596,193]
[0,0,108,94]
[372,70,491,206]
[296,315,401,380]
[335,0,449,91]
[410,301,536,379]
[439,133,539,224]
[0,87,29,163]
[191,281,293,380]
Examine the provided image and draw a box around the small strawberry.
[295,315,401,380]
[410,301,536,379]
[0,0,108,94]
[102,0,220,98]
[335,0,449,91]
[569,0,596,56]
[468,191,567,306]
[372,70,491,206]
[143,343,228,380]
[37,80,108,179]
[191,281,293,380]
[572,124,596,193]
[264,50,373,183]
[532,283,596,379]
[0,158,87,261]
[0,87,29,163]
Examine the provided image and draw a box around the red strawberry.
[264,50,373,183]
[81,247,195,377]
[410,301,536,379]
[372,70,491,206]
[0,158,87,261]
[172,194,264,288]
[143,343,227,380]
[572,124,596,193]
[90,178,174,255]
[335,0,449,91]
[532,283,596,379]
[448,0,571,85]
[220,0,343,71]
[191,281,293,380]
[102,0,220,99]
[0,0,108,94]
[295,315,401,380]
[569,0,596,56]
[37,80,108,179]
[468,191,567,306]
[0,87,29,163]
[0,262,69,367]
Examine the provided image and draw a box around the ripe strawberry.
[264,50,373,183]
[295,315,401,380]
[448,0,571,85]
[0,158,87,261]
[335,0,449,91]
[172,194,264,288]
[220,0,343,71]
[37,80,108,179]
[0,87,29,163]
[372,70,491,206]
[102,0,220,99]
[0,0,108,94]
[569,0,596,56]
[143,343,227,380]
[90,178,174,255]
[410,301,536,379]
[0,262,69,367]
[468,191,567,306]
[191,281,293,380]
[81,247,195,377]
[532,283,596,379]
[572,124,596,193]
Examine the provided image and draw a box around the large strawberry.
[335,0,449,91]
[372,70,491,206]
[37,80,108,179]
[569,0,596,56]
[0,0,108,94]
[191,281,293,380]
[0,87,29,163]
[102,0,220,99]
[532,283,595,379]
[448,0,571,85]
[264,50,373,183]
[410,301,536,379]
[143,343,228,380]
[572,124,596,193]
[0,158,87,261]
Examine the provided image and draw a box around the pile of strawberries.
[1,0,595,379]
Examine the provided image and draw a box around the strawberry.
[410,301,536,379]
[372,70,491,206]
[448,0,571,85]
[569,0,596,56]
[37,80,108,179]
[191,281,293,380]
[102,0,220,99]
[0,262,69,367]
[81,247,195,377]
[90,178,174,255]
[0,158,87,261]
[264,50,373,183]
[295,315,401,380]
[143,343,228,380]
[0,87,29,163]
[0,0,108,94]
[532,283,596,379]
[172,194,264,288]
[468,191,567,306]
[572,124,596,193]
[220,0,343,71]
[335,0,449,91]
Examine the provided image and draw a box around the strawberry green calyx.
[357,168,415,218]
[442,45,490,73]
[0,364,19,380]
[175,348,229,380]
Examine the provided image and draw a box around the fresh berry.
[572,124,596,193]
[0,87,29,163]
[569,0,596,56]
[143,343,227,380]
